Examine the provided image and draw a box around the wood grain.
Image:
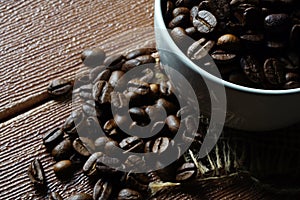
[0,0,155,122]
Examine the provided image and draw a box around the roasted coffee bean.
[109,70,125,87]
[119,136,144,153]
[187,38,215,60]
[93,179,112,200]
[172,7,190,17]
[185,26,198,38]
[164,0,175,22]
[286,72,300,82]
[156,98,178,115]
[165,115,180,134]
[121,59,141,71]
[176,162,197,181]
[128,79,150,96]
[168,14,189,29]
[170,27,188,44]
[263,58,286,85]
[207,0,230,20]
[49,192,63,200]
[103,119,118,137]
[92,69,111,83]
[73,138,91,157]
[140,68,155,83]
[48,78,72,96]
[104,54,125,70]
[152,137,171,154]
[240,33,264,50]
[124,155,146,171]
[92,80,113,104]
[43,128,64,150]
[67,193,93,200]
[240,55,264,84]
[211,50,237,64]
[83,152,103,175]
[51,139,73,161]
[192,10,217,34]
[28,158,46,188]
[135,54,156,64]
[217,34,240,52]
[81,47,106,68]
[111,91,129,110]
[284,81,300,89]
[264,13,291,33]
[118,189,142,200]
[97,155,121,168]
[53,160,73,180]
[124,48,156,60]
[129,107,150,124]
[159,80,174,97]
[145,105,166,122]
[82,103,97,117]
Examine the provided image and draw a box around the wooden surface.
[0,1,300,200]
[0,0,155,199]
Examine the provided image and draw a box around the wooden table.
[1,1,300,199]
[0,1,155,199]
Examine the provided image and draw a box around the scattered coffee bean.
[92,80,113,104]
[51,139,73,161]
[48,78,72,96]
[192,10,217,34]
[72,138,91,157]
[53,160,73,180]
[43,128,64,150]
[81,47,106,68]
[263,58,286,85]
[93,179,112,200]
[28,158,46,188]
[119,136,144,153]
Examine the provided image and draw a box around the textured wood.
[0,0,155,121]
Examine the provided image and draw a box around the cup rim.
[154,0,300,95]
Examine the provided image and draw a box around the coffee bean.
[129,107,150,124]
[92,69,112,83]
[140,68,155,83]
[73,138,91,157]
[156,98,178,115]
[170,27,189,49]
[128,79,150,96]
[109,70,125,88]
[240,55,264,84]
[240,33,264,50]
[286,72,300,82]
[211,50,237,64]
[124,48,156,60]
[208,0,230,20]
[176,162,197,181]
[164,0,175,23]
[172,7,190,17]
[192,10,217,34]
[264,13,291,33]
[103,119,118,137]
[92,80,113,104]
[283,81,300,89]
[51,139,73,161]
[67,193,93,200]
[97,155,121,168]
[83,152,103,176]
[187,38,215,60]
[82,103,97,117]
[169,14,189,29]
[217,34,240,52]
[93,179,112,200]
[104,54,125,70]
[81,47,106,68]
[119,136,144,153]
[118,189,142,200]
[159,80,175,97]
[165,115,180,134]
[111,92,129,111]
[28,158,46,188]
[152,137,171,154]
[48,78,72,96]
[124,155,146,170]
[121,59,141,71]
[243,7,263,29]
[123,173,148,193]
[263,58,286,85]
[135,54,156,65]
[145,105,166,122]
[53,160,73,180]
[49,192,63,200]
[43,128,64,150]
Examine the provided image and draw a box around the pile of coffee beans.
[29,46,215,199]
[163,0,300,89]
